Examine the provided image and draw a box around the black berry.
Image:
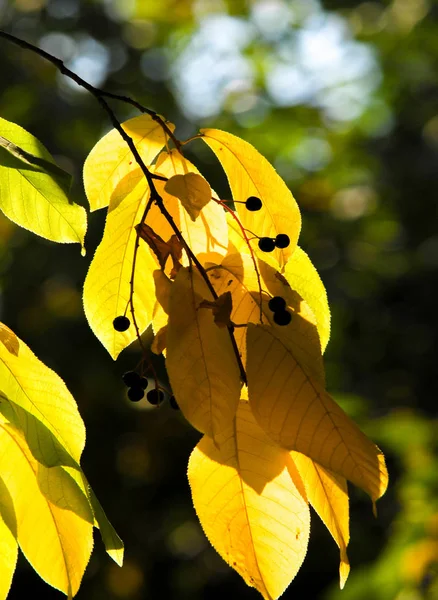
[273,310,292,326]
[258,237,276,252]
[268,296,287,313]
[245,196,262,211]
[169,396,180,410]
[113,315,130,332]
[146,389,164,406]
[140,377,148,390]
[275,234,290,249]
[122,371,141,387]
[128,386,145,402]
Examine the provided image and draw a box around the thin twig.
[0,30,247,384]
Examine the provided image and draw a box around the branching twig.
[0,30,247,384]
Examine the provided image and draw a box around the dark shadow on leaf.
[0,475,17,538]
[0,393,78,469]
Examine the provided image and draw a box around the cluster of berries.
[122,371,179,409]
[268,296,292,326]
[258,234,290,253]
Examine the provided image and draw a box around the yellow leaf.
[246,324,388,504]
[0,478,18,600]
[83,114,174,211]
[226,215,330,354]
[164,172,212,221]
[290,452,350,588]
[0,323,85,464]
[283,247,331,353]
[83,179,158,359]
[200,129,301,268]
[166,267,241,441]
[188,401,310,600]
[207,252,325,386]
[149,150,228,265]
[0,421,93,598]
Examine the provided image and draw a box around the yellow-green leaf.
[166,267,241,441]
[290,452,350,588]
[200,128,301,268]
[0,420,93,598]
[0,118,86,247]
[0,323,85,464]
[246,324,388,504]
[83,114,174,211]
[283,247,331,353]
[83,179,158,359]
[164,172,212,221]
[188,401,310,600]
[0,478,18,600]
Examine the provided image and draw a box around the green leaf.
[0,118,87,248]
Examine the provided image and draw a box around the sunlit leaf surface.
[188,401,310,600]
[83,114,173,211]
[0,118,86,247]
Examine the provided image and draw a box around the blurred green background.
[1,0,437,599]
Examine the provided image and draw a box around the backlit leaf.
[290,452,350,588]
[0,118,86,247]
[149,150,228,265]
[0,478,17,600]
[0,323,85,464]
[83,179,157,359]
[200,129,301,267]
[83,114,173,211]
[207,252,325,385]
[246,324,388,504]
[0,420,93,598]
[283,247,331,353]
[166,267,241,441]
[188,401,310,600]
[164,172,212,221]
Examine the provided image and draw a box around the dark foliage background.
[1,1,437,599]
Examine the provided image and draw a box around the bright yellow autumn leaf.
[83,114,174,211]
[149,150,228,266]
[188,400,310,600]
[0,322,85,464]
[0,419,93,598]
[0,479,18,600]
[83,178,158,359]
[290,452,350,588]
[283,247,331,353]
[226,214,331,353]
[0,323,123,574]
[206,251,325,386]
[166,267,241,441]
[164,172,212,221]
[200,128,301,268]
[246,323,388,505]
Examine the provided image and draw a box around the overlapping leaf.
[166,267,241,441]
[150,150,228,265]
[0,322,123,593]
[226,215,331,353]
[0,118,86,247]
[207,251,325,385]
[246,324,388,504]
[83,178,158,359]
[0,478,17,600]
[0,419,93,598]
[165,172,211,221]
[188,400,310,600]
[290,452,350,588]
[200,129,301,268]
[83,114,174,211]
